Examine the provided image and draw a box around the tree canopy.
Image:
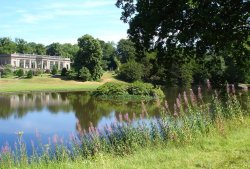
[116,0,250,85]
[74,34,103,81]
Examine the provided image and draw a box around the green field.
[0,72,122,93]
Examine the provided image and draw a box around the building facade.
[0,53,71,70]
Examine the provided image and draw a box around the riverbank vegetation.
[0,86,249,168]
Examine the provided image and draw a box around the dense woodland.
[1,0,250,87]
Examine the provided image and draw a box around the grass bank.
[0,72,123,94]
[27,119,250,169]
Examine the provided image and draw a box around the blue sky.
[0,0,129,45]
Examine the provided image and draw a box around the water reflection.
[0,92,161,134]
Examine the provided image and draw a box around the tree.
[35,43,46,55]
[15,38,30,54]
[116,0,250,85]
[75,34,103,81]
[79,67,91,81]
[46,43,63,56]
[118,60,144,82]
[51,65,58,75]
[98,40,117,70]
[0,38,16,54]
[16,69,24,77]
[117,39,136,63]
[26,70,33,79]
[61,43,79,60]
[61,67,67,76]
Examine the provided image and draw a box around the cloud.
[20,13,53,24]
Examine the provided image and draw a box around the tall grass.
[0,84,249,168]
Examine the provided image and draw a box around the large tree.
[116,0,250,85]
[0,37,16,54]
[98,40,117,70]
[75,34,103,81]
[117,39,136,63]
[46,43,63,56]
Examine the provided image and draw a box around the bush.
[61,68,67,76]
[2,64,12,78]
[51,65,58,75]
[118,60,144,82]
[93,81,165,100]
[93,82,128,96]
[33,69,43,76]
[16,69,24,77]
[26,70,33,79]
[79,67,91,81]
[66,70,78,80]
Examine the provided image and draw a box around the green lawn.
[0,72,122,93]
[25,119,250,169]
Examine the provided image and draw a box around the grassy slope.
[0,72,123,93]
[28,119,250,169]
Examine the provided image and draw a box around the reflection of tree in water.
[0,97,12,119]
[66,92,162,131]
[0,93,71,119]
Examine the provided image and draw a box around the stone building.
[0,53,71,70]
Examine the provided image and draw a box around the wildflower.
[226,83,230,94]
[35,129,40,139]
[133,112,136,121]
[53,134,58,144]
[198,86,202,100]
[183,91,189,107]
[15,131,24,137]
[124,113,131,123]
[1,144,10,154]
[119,113,123,122]
[173,104,178,117]
[176,97,181,110]
[189,89,196,106]
[206,79,212,90]
[164,100,169,110]
[231,84,235,94]
[76,120,83,136]
[215,90,218,98]
[141,101,148,116]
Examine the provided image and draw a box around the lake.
[0,91,164,148]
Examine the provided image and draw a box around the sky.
[0,0,129,45]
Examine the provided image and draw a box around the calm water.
[0,91,163,147]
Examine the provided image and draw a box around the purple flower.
[207,79,212,90]
[189,89,196,106]
[53,135,58,144]
[173,104,178,117]
[231,84,235,94]
[119,113,123,122]
[183,91,189,106]
[176,97,181,110]
[198,86,202,100]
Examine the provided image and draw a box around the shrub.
[66,69,78,80]
[33,69,43,76]
[26,70,33,79]
[79,67,91,81]
[93,82,128,96]
[2,64,12,78]
[61,68,67,76]
[93,81,165,99]
[118,60,144,82]
[16,69,24,77]
[51,65,58,75]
